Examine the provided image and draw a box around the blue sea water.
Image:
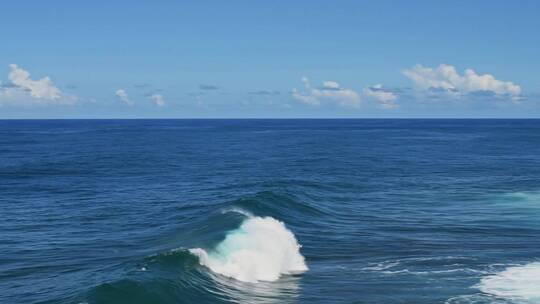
[1,119,540,304]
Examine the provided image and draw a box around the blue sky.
[0,1,539,118]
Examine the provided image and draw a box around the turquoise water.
[1,119,540,303]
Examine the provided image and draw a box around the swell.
[75,192,310,304]
[219,191,331,220]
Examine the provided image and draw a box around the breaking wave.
[477,262,540,303]
[190,214,308,283]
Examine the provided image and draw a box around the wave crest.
[190,215,308,283]
[477,262,540,303]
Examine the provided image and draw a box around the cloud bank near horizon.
[0,64,76,106]
[0,63,533,115]
[403,64,522,101]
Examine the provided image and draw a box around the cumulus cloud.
[8,64,62,99]
[149,94,165,107]
[403,64,521,101]
[292,77,360,107]
[322,81,340,90]
[115,89,133,106]
[0,64,75,106]
[363,84,398,109]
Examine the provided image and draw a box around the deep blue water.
[2,119,540,304]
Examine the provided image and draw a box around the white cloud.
[0,64,74,106]
[8,64,62,99]
[292,77,360,107]
[150,94,165,107]
[403,64,521,100]
[115,89,133,106]
[322,81,340,90]
[363,84,398,109]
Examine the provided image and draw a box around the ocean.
[1,119,540,304]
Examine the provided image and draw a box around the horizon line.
[1,117,539,120]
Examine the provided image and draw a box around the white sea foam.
[190,216,308,283]
[477,262,540,303]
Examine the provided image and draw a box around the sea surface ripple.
[1,119,540,303]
